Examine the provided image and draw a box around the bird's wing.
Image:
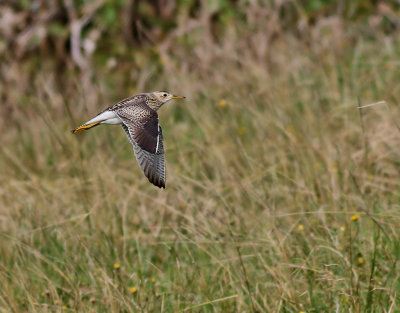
[117,105,166,188]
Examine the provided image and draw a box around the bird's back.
[106,94,150,113]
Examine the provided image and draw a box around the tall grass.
[1,2,400,312]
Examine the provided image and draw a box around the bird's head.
[148,91,185,110]
[154,91,185,103]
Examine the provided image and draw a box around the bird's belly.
[85,110,121,125]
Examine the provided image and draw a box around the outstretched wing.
[117,105,166,188]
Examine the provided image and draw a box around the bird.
[72,91,185,188]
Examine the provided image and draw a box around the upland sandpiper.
[72,91,185,188]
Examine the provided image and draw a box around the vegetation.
[1,0,400,312]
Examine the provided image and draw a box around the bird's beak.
[171,95,185,99]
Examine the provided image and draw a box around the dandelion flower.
[350,214,360,222]
[129,286,137,294]
[113,262,120,270]
[218,99,227,108]
[358,257,364,265]
[287,124,295,133]
[297,224,304,231]
[237,127,246,135]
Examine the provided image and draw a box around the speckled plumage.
[72,91,185,188]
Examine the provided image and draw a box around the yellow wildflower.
[350,214,360,222]
[313,162,321,169]
[237,127,246,135]
[113,262,120,270]
[129,286,137,294]
[358,257,364,265]
[178,203,187,210]
[340,226,345,232]
[160,57,166,66]
[218,99,227,107]
[297,224,304,231]
[287,124,295,133]
[151,277,156,283]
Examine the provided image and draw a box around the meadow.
[1,1,400,312]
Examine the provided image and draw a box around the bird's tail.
[72,122,100,134]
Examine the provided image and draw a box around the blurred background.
[1,0,400,312]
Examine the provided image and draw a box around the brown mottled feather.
[104,94,149,112]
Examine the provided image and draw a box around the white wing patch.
[155,124,160,153]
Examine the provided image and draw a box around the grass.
[2,9,400,312]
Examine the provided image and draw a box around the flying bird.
[72,91,185,188]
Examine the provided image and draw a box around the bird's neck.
[148,100,163,111]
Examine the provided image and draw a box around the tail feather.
[72,122,100,134]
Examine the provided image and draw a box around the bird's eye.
[163,93,167,97]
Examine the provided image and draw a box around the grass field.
[1,2,400,312]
